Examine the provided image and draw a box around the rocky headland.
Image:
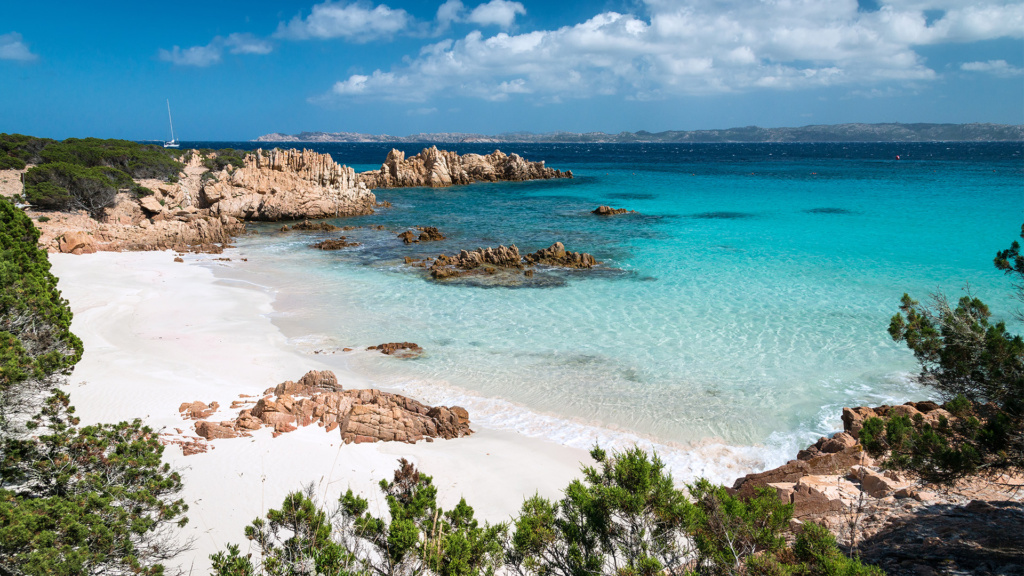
[730,400,1024,575]
[358,146,572,189]
[6,146,570,254]
[171,370,471,452]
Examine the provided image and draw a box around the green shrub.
[0,196,82,389]
[23,162,130,216]
[35,216,48,223]
[0,155,26,170]
[39,138,182,180]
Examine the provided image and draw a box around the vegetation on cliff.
[0,196,189,575]
[875,224,1024,482]
[213,447,879,576]
[1,134,182,217]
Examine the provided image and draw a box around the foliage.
[0,134,55,165]
[746,523,883,576]
[0,196,82,391]
[686,479,791,575]
[4,134,183,216]
[1,197,189,574]
[508,446,695,576]
[0,391,190,575]
[199,149,248,173]
[217,449,879,576]
[23,162,129,217]
[885,224,1024,481]
[994,223,1024,321]
[39,138,182,180]
[0,156,26,170]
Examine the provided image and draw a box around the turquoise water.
[211,142,1024,481]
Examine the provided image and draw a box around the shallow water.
[208,141,1024,482]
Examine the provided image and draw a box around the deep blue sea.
[192,141,1024,481]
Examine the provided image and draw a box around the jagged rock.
[290,220,340,232]
[183,370,470,447]
[200,148,377,221]
[429,245,523,278]
[523,242,598,268]
[592,205,635,215]
[195,420,238,440]
[179,400,219,420]
[359,147,571,189]
[367,342,423,357]
[398,231,417,244]
[139,196,164,215]
[58,230,97,255]
[417,226,445,241]
[311,237,359,250]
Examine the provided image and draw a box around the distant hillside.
[255,123,1024,144]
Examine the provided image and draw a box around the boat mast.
[166,99,176,143]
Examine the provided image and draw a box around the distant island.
[255,122,1024,144]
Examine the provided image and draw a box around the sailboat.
[163,100,180,148]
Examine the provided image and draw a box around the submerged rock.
[310,236,359,250]
[367,342,423,357]
[592,205,636,216]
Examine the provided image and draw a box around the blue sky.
[1,0,1022,140]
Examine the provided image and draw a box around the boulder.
[592,205,635,215]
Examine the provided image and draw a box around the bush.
[23,162,130,216]
[886,224,1024,481]
[0,133,55,164]
[216,450,879,576]
[1,197,189,574]
[0,155,26,170]
[0,196,82,390]
[39,138,182,180]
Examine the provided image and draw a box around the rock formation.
[310,237,359,250]
[32,192,242,254]
[283,220,340,232]
[592,205,636,216]
[425,242,599,280]
[358,147,572,189]
[523,242,598,268]
[179,370,471,445]
[199,148,377,221]
[728,399,1024,572]
[398,226,446,244]
[367,342,423,357]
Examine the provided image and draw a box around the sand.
[49,250,590,573]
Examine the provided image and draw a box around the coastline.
[49,250,590,573]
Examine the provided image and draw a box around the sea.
[185,141,1024,483]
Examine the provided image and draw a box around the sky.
[1,0,1022,140]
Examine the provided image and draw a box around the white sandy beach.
[50,251,590,574]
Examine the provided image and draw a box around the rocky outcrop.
[310,237,359,250]
[523,242,598,268]
[199,148,377,221]
[398,226,445,244]
[367,342,423,357]
[727,400,1024,575]
[358,147,572,189]
[180,370,471,445]
[592,205,635,216]
[31,193,243,254]
[424,242,599,280]
[283,220,340,232]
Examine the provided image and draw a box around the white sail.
[164,100,179,148]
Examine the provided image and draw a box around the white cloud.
[319,0,1024,102]
[437,0,465,31]
[158,42,222,67]
[159,34,274,66]
[466,0,526,28]
[0,32,37,61]
[225,33,273,55]
[961,59,1024,77]
[276,1,410,41]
